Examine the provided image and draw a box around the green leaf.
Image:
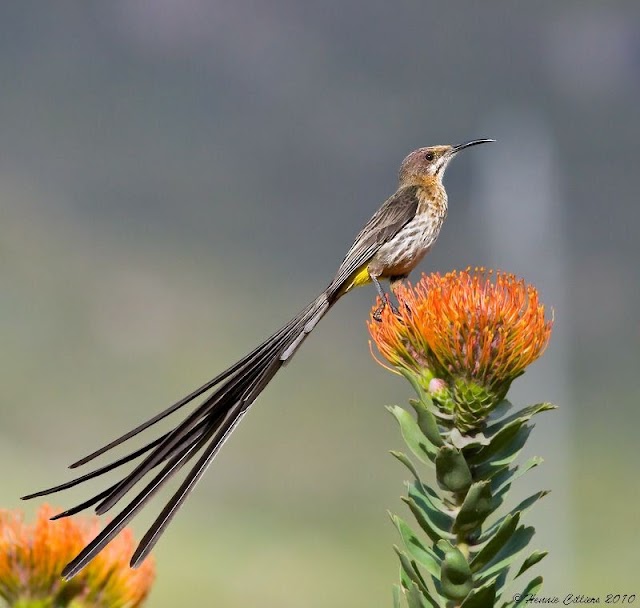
[435,446,472,493]
[480,491,549,542]
[522,575,544,595]
[394,547,440,607]
[491,569,510,597]
[516,551,548,579]
[403,497,455,543]
[391,451,424,483]
[391,513,440,578]
[453,481,494,533]
[396,367,455,423]
[410,559,441,605]
[398,367,430,398]
[387,405,437,463]
[449,428,490,450]
[486,399,514,424]
[476,526,535,582]
[395,546,422,590]
[470,513,520,573]
[393,584,403,608]
[460,580,497,607]
[510,575,544,605]
[468,403,554,469]
[409,398,445,447]
[491,457,543,496]
[468,419,529,466]
[406,581,433,608]
[407,557,431,598]
[437,540,473,601]
[411,559,443,608]
[412,480,449,512]
[486,403,556,436]
[390,455,449,513]
[474,425,532,480]
[408,482,453,531]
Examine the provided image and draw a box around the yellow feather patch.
[341,265,372,294]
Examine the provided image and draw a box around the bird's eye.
[425,152,435,161]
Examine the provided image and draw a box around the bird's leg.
[390,275,412,316]
[371,274,399,321]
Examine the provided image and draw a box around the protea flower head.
[0,505,155,608]
[369,268,552,429]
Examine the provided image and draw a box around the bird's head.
[398,139,495,186]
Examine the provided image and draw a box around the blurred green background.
[2,2,639,606]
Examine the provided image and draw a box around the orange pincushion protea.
[0,505,155,608]
[369,269,552,427]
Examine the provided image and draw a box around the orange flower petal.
[0,505,155,607]
[369,269,552,393]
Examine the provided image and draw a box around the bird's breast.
[374,192,447,278]
[379,216,440,273]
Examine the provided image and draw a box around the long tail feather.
[130,399,250,566]
[44,417,213,517]
[22,433,168,499]
[50,487,116,520]
[61,423,218,580]
[69,316,299,468]
[26,291,333,579]
[131,357,284,567]
[92,328,287,515]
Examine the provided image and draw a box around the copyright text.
[513,594,636,605]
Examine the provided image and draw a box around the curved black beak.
[452,139,495,154]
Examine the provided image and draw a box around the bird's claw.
[373,296,400,322]
[372,304,384,322]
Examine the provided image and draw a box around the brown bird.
[23,139,494,579]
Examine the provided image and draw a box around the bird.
[23,138,494,579]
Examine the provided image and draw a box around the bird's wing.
[329,184,419,293]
